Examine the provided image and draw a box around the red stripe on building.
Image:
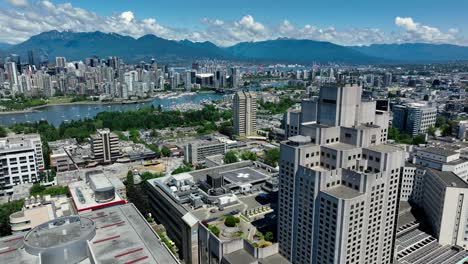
[91,214,108,219]
[0,248,17,255]
[3,236,23,243]
[100,220,125,229]
[76,200,127,212]
[125,256,149,264]
[93,235,120,244]
[114,247,144,258]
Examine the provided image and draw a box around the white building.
[184,139,226,166]
[413,147,468,182]
[422,169,468,250]
[0,134,45,196]
[278,83,404,264]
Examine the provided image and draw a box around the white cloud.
[4,0,28,7]
[120,11,134,24]
[0,2,466,47]
[394,16,460,43]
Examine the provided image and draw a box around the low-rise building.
[9,194,73,234]
[145,161,278,264]
[0,203,180,264]
[68,171,126,213]
[48,138,79,172]
[184,139,226,166]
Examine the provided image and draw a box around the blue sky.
[1,0,467,46]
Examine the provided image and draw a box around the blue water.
[0,93,223,127]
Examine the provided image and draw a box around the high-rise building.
[233,91,257,137]
[383,72,392,87]
[6,61,18,93]
[184,70,192,91]
[55,56,66,68]
[90,129,121,164]
[10,54,21,72]
[421,169,468,250]
[27,50,36,67]
[392,102,437,136]
[231,67,240,88]
[277,83,404,264]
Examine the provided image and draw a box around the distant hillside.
[4,31,468,64]
[351,43,468,62]
[6,30,227,63]
[0,43,12,50]
[225,38,381,64]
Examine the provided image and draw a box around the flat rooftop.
[427,169,468,188]
[68,180,126,212]
[322,185,363,199]
[0,204,179,264]
[324,142,359,151]
[82,204,179,264]
[366,144,404,153]
[222,167,269,185]
[419,147,457,157]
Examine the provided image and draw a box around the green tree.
[435,116,447,128]
[224,216,240,227]
[240,151,257,161]
[126,170,135,190]
[264,148,280,167]
[388,126,400,141]
[161,146,171,157]
[0,200,24,236]
[264,231,274,242]
[224,151,239,164]
[172,165,192,175]
[412,134,426,145]
[0,125,7,137]
[427,127,436,137]
[30,183,46,196]
[440,124,452,137]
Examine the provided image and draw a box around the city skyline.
[0,0,467,46]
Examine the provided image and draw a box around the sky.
[0,0,467,46]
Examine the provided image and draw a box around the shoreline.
[0,91,216,115]
[0,100,147,115]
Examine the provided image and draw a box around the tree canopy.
[224,151,239,164]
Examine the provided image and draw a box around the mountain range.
[1,30,468,64]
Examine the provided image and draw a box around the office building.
[392,102,437,136]
[91,128,122,164]
[55,56,66,68]
[422,169,468,250]
[394,202,468,263]
[0,134,44,196]
[0,204,180,264]
[184,139,226,166]
[277,83,404,264]
[413,147,468,181]
[233,91,257,137]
